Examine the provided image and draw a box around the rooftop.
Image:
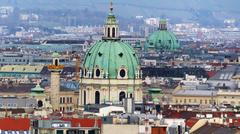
[174,89,217,97]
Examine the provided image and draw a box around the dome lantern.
[159,19,167,30]
[102,1,120,41]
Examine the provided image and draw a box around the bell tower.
[102,1,120,40]
[47,52,64,111]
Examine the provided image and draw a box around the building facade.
[79,3,143,106]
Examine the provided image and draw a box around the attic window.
[133,53,136,56]
[119,53,123,57]
[98,52,102,57]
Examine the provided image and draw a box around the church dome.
[82,2,140,79]
[145,20,180,51]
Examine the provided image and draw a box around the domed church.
[145,19,180,52]
[79,2,143,106]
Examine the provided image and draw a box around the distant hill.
[0,0,239,25]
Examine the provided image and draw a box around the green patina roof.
[106,12,117,25]
[153,98,160,103]
[148,88,162,92]
[52,52,60,58]
[83,40,140,79]
[145,27,180,51]
[31,84,44,92]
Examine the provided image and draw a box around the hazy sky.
[0,0,239,23]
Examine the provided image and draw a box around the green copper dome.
[31,84,44,92]
[52,52,60,58]
[145,20,180,51]
[82,2,140,80]
[83,40,140,79]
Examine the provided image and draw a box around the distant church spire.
[110,1,113,13]
[102,1,120,40]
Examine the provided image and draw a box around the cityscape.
[0,0,239,134]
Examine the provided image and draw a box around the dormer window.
[119,52,123,57]
[98,52,103,57]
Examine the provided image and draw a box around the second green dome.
[145,30,180,51]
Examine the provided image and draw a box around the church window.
[38,100,43,107]
[120,69,126,78]
[119,91,126,102]
[84,91,86,105]
[107,28,110,37]
[96,69,101,77]
[112,27,116,37]
[95,91,100,104]
[55,59,59,66]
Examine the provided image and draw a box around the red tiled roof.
[0,118,30,130]
[62,118,102,128]
[186,118,199,128]
[207,71,217,78]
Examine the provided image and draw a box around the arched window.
[130,93,133,98]
[119,91,126,102]
[95,91,100,104]
[96,69,100,77]
[55,59,58,66]
[37,100,43,107]
[107,27,110,37]
[112,27,115,38]
[84,90,86,105]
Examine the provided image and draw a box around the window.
[107,27,110,37]
[176,99,178,103]
[95,91,100,104]
[67,97,69,103]
[63,97,65,103]
[184,99,186,103]
[96,69,100,77]
[84,91,86,105]
[112,27,115,37]
[55,59,58,66]
[189,99,191,103]
[119,69,126,78]
[70,97,72,103]
[60,97,62,104]
[119,91,126,102]
[130,93,133,98]
[38,100,43,107]
[205,100,207,104]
